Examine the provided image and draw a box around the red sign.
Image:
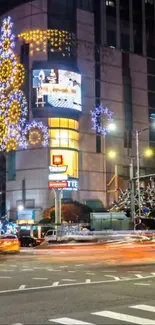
[48,181,68,189]
[52,155,63,165]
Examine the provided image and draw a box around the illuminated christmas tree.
[0,16,48,152]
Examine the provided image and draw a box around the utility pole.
[129,158,135,229]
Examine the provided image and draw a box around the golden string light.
[8,99,21,124]
[18,29,74,56]
[0,116,7,144]
[12,63,25,89]
[0,58,13,83]
[2,38,11,51]
[6,137,18,152]
[29,129,43,145]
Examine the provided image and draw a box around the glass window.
[48,118,79,130]
[148,92,155,108]
[60,118,68,128]
[149,109,155,141]
[147,59,155,75]
[133,0,142,55]
[148,75,155,92]
[120,0,130,51]
[8,152,16,181]
[48,118,60,128]
[96,135,101,153]
[68,119,74,129]
[146,0,155,58]
[49,129,79,149]
[50,149,79,178]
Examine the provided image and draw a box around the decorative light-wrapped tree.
[110,178,155,218]
[0,16,48,152]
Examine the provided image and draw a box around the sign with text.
[48,174,68,181]
[49,165,68,173]
[48,181,68,189]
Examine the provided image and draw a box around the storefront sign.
[49,165,68,173]
[52,155,63,165]
[64,179,78,191]
[48,181,68,189]
[48,174,68,181]
[17,209,35,221]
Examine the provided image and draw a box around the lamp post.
[103,122,116,207]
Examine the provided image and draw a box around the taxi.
[0,234,20,253]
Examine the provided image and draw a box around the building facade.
[1,0,155,222]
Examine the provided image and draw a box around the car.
[0,234,20,253]
[19,235,42,247]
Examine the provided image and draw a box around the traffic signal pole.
[54,189,62,225]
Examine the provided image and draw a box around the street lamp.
[17,205,24,212]
[108,150,117,159]
[144,148,153,158]
[103,122,116,207]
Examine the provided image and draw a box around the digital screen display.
[32,69,82,111]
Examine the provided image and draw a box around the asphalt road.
[1,253,155,324]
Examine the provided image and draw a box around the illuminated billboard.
[32,69,82,111]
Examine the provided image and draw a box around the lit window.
[49,129,79,149]
[48,118,79,130]
[106,0,115,7]
[50,149,79,178]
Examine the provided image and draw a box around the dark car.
[19,236,42,247]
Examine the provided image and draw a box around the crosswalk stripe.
[130,305,155,313]
[49,317,95,325]
[92,311,155,324]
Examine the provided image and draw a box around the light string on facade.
[0,16,49,152]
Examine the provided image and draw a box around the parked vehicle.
[44,229,66,243]
[19,236,42,247]
[0,234,20,253]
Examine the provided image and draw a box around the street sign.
[48,181,68,189]
[49,165,68,173]
[48,174,68,181]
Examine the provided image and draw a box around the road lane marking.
[59,266,68,268]
[101,270,117,273]
[68,271,76,273]
[104,275,120,280]
[52,281,59,287]
[134,282,150,286]
[86,279,91,283]
[135,274,144,278]
[0,276,12,279]
[47,269,62,272]
[128,270,142,273]
[19,285,26,290]
[0,274,155,294]
[75,264,84,267]
[62,279,76,282]
[92,311,155,324]
[32,277,48,280]
[130,305,155,312]
[0,269,14,272]
[49,317,94,324]
[12,323,23,325]
[21,269,34,271]
[86,272,96,275]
